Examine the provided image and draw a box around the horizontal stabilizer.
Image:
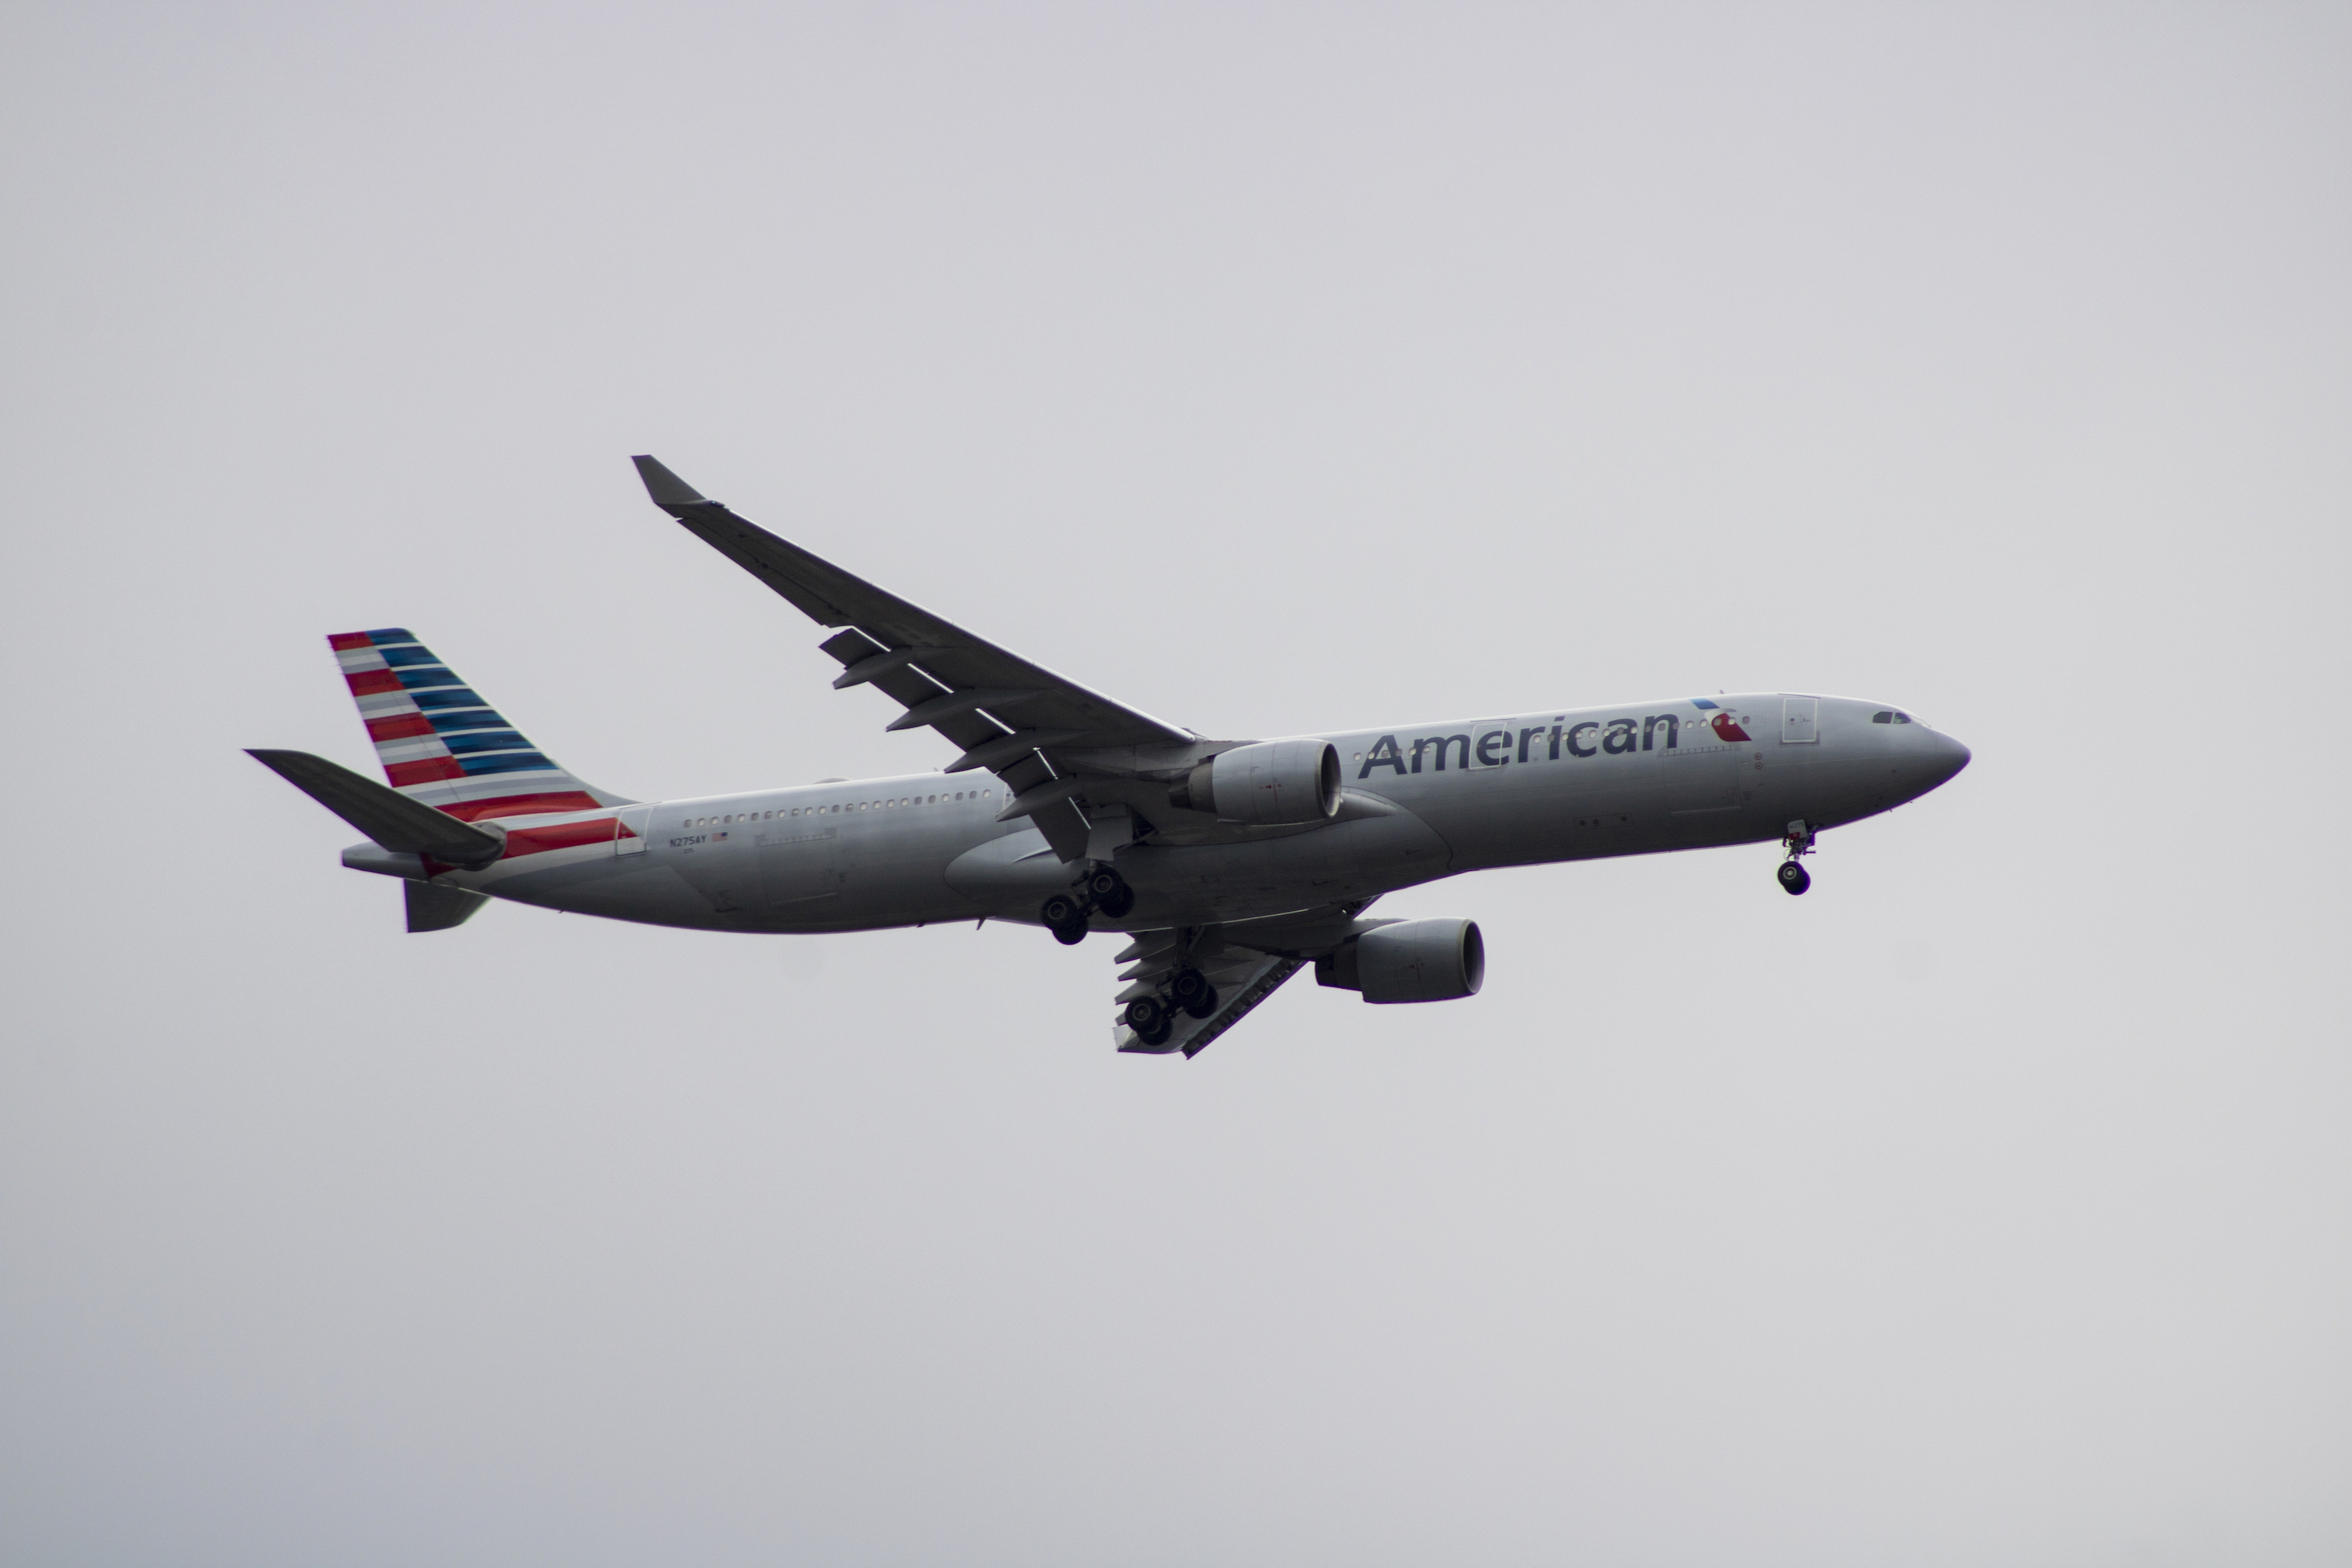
[406,880,490,933]
[248,749,506,866]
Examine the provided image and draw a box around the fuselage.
[390,693,1969,937]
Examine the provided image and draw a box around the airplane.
[249,456,1972,1058]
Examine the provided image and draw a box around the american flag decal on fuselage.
[328,629,611,822]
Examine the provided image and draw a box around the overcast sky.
[3,4,2347,1565]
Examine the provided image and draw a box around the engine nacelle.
[1167,739,1341,825]
[1315,918,1486,1004]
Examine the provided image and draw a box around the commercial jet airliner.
[251,457,1971,1057]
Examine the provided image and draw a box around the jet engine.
[1167,739,1342,825]
[1315,918,1486,1004]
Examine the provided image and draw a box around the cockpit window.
[1871,710,1915,725]
[1894,711,1912,724]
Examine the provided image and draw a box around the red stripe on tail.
[441,789,604,822]
[502,818,625,858]
[387,757,467,786]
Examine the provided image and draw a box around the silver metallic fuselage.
[411,693,1969,936]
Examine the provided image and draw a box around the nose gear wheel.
[1778,818,1816,895]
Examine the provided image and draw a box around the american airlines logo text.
[1358,710,1753,779]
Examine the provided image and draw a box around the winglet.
[631,454,708,510]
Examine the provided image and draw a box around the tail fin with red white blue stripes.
[328,629,627,822]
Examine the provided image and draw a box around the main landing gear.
[1123,995,1171,1044]
[1123,964,1219,1048]
[1040,863,1134,944]
[1778,818,1815,896]
[1170,966,1218,1018]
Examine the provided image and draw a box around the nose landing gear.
[1040,863,1135,942]
[1778,819,1815,895]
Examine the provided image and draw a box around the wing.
[1111,901,1377,1058]
[633,456,1198,862]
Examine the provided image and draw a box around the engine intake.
[1316,918,1486,1004]
[1167,739,1341,825]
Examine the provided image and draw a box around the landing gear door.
[614,804,654,855]
[1780,696,1820,745]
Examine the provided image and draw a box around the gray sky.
[3,4,2347,1564]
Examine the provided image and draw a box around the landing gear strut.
[1039,863,1134,942]
[1779,818,1815,896]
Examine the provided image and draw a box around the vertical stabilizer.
[327,629,626,821]
[406,881,491,932]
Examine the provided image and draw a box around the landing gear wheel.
[1040,893,1080,928]
[1170,967,1212,1010]
[1181,985,1220,1021]
[1085,866,1134,920]
[1777,861,1811,895]
[1052,920,1089,944]
[1124,996,1169,1037]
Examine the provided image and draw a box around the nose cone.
[1924,730,1971,791]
